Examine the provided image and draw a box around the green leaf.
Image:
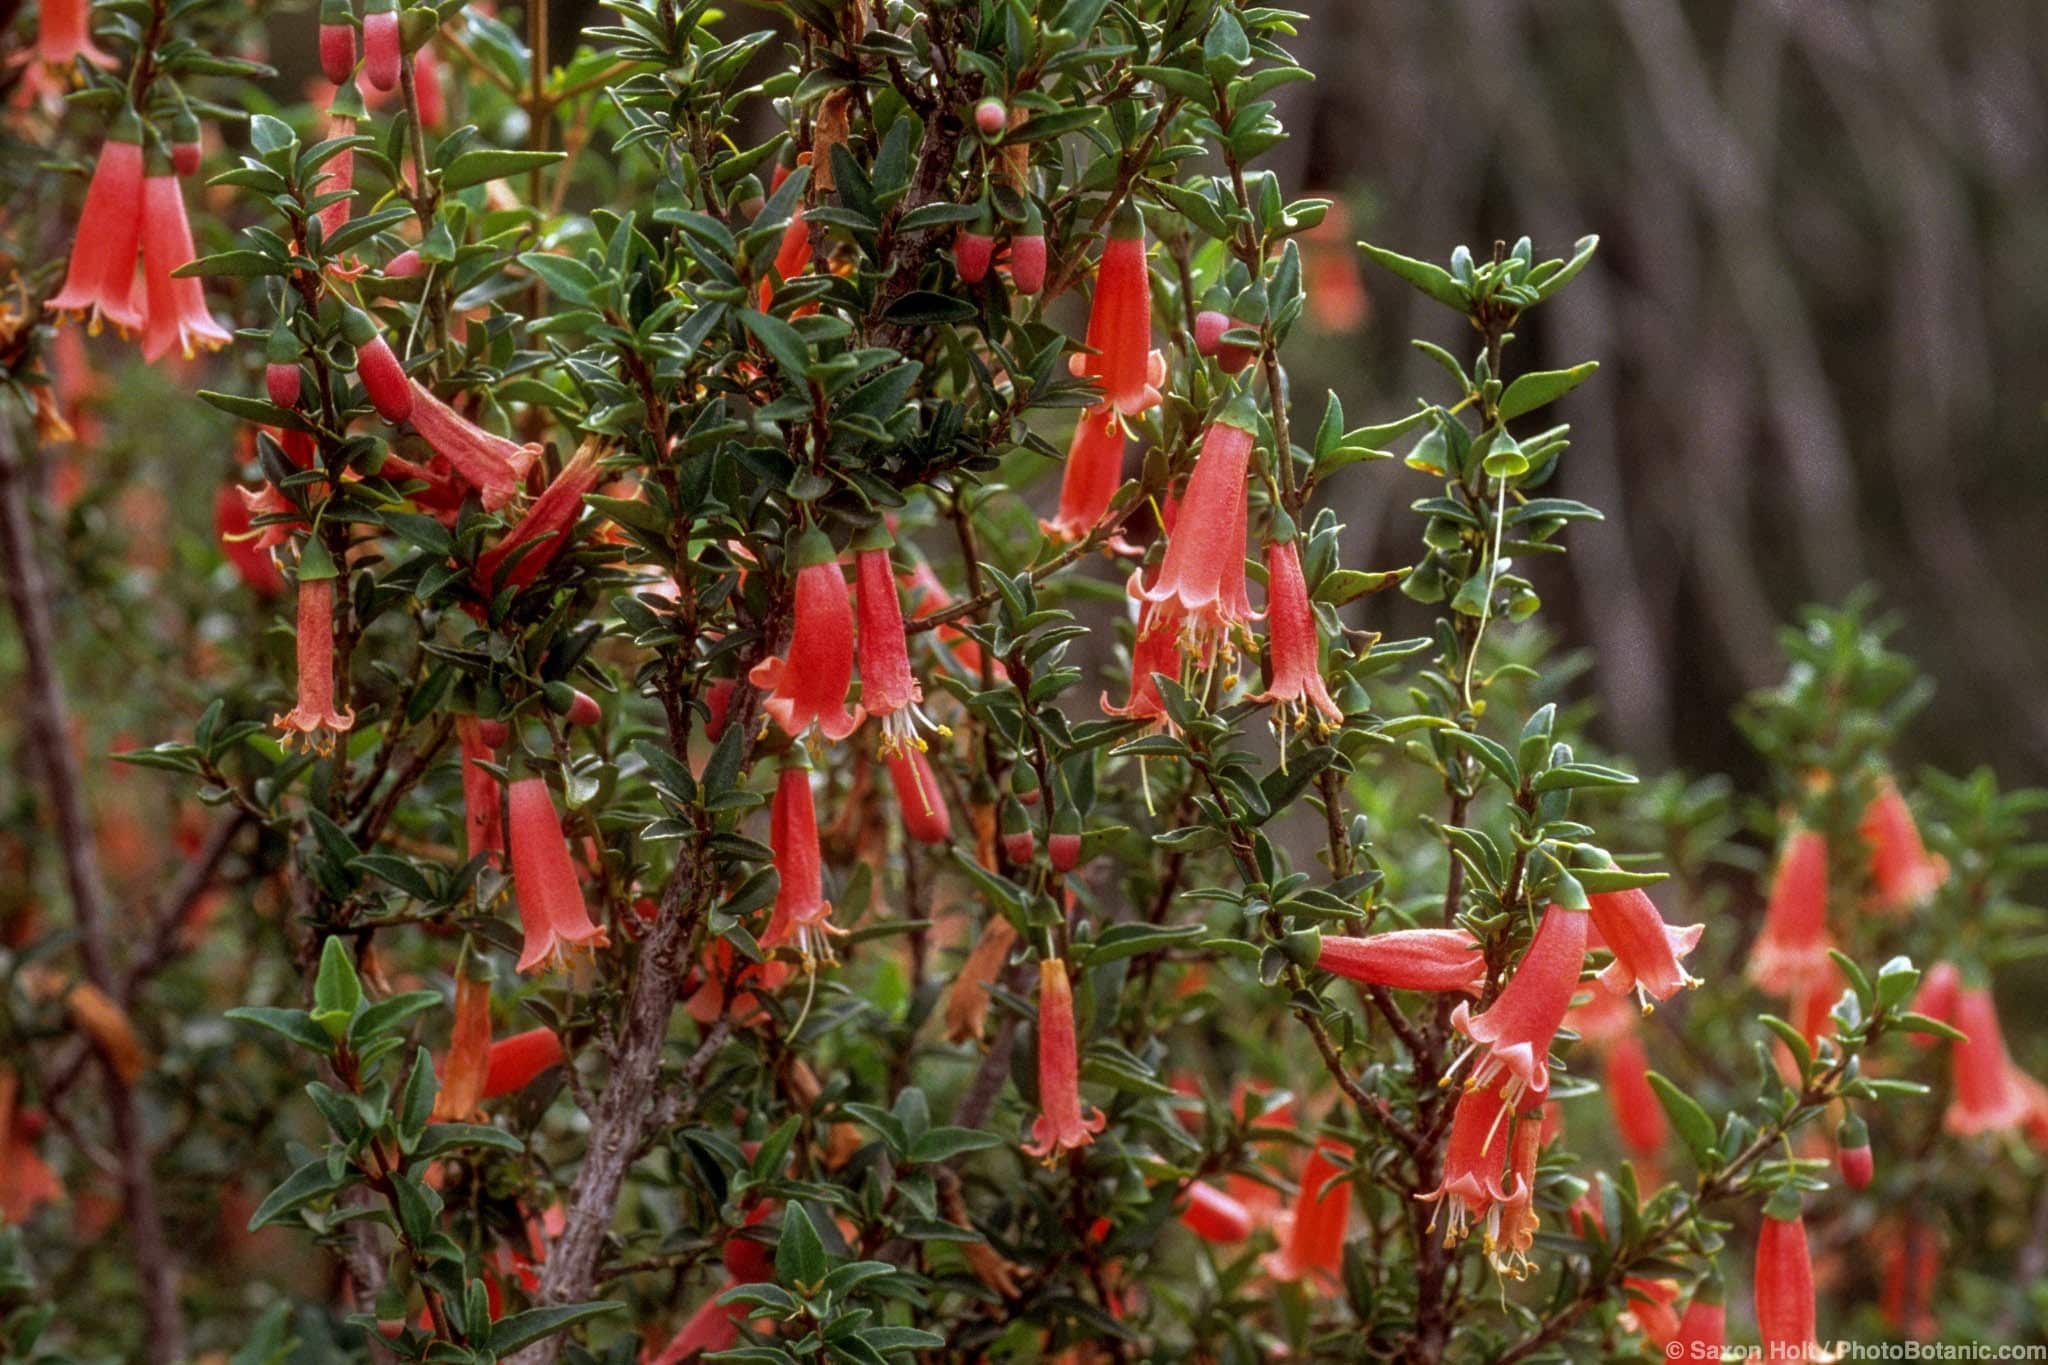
[1497,362,1598,421]
[311,937,361,1041]
[905,1128,1004,1163]
[738,309,812,381]
[1444,729,1519,791]
[413,1123,527,1160]
[486,1301,626,1353]
[1358,241,1467,312]
[441,147,566,191]
[1645,1071,1718,1170]
[224,1006,332,1052]
[1530,763,1637,793]
[776,1204,828,1291]
[1079,922,1209,966]
[247,1157,345,1230]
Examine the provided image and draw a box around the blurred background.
[1262,0,2048,791]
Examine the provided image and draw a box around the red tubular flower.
[476,442,600,592]
[1909,959,1961,1048]
[1944,987,2031,1136]
[411,48,444,129]
[1022,957,1105,1162]
[885,746,951,845]
[139,166,233,361]
[317,91,360,242]
[35,0,113,69]
[1670,1278,1726,1362]
[1755,1206,1820,1361]
[1880,1218,1939,1338]
[480,1026,567,1099]
[1251,534,1343,731]
[1747,827,1835,997]
[1450,904,1588,1105]
[341,306,413,422]
[855,537,935,752]
[1587,887,1703,1007]
[1316,929,1485,995]
[273,576,355,750]
[455,716,503,865]
[749,532,863,743]
[1604,1031,1667,1161]
[1141,405,1259,661]
[757,205,811,309]
[1042,403,1128,544]
[1490,1108,1545,1275]
[1623,1278,1682,1347]
[508,776,609,973]
[361,0,399,90]
[1261,1140,1350,1283]
[215,484,284,595]
[431,973,491,1121]
[900,559,982,676]
[1858,774,1946,913]
[1,1073,64,1226]
[1419,1076,1511,1247]
[407,383,538,512]
[1069,203,1160,415]
[763,760,843,967]
[1179,1182,1252,1244]
[318,0,356,83]
[45,117,146,335]
[1101,577,1183,728]
[647,1286,744,1365]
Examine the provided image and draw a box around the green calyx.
[266,321,300,365]
[337,304,378,348]
[850,523,895,553]
[1215,391,1262,436]
[327,80,368,121]
[792,527,838,570]
[1108,199,1145,241]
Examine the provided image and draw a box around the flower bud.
[319,0,357,84]
[1000,797,1034,865]
[1837,1113,1873,1190]
[1048,807,1081,873]
[974,98,1008,136]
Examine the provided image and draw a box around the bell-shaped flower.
[1250,531,1343,732]
[407,382,537,512]
[1316,928,1485,996]
[1908,959,1961,1049]
[139,162,233,361]
[763,759,843,967]
[455,716,503,865]
[1140,402,1260,662]
[508,776,609,973]
[854,533,937,753]
[1605,1031,1667,1162]
[1100,574,1184,729]
[1746,827,1835,998]
[45,115,146,335]
[1450,904,1588,1106]
[34,0,112,70]
[1418,1077,1513,1246]
[749,531,863,743]
[886,746,951,845]
[1021,957,1106,1162]
[1043,403,1128,544]
[431,972,491,1121]
[476,441,600,594]
[1068,203,1161,415]
[1858,774,1946,914]
[1754,1204,1822,1362]
[480,1026,567,1099]
[1588,887,1703,1008]
[1944,987,2031,1136]
[273,574,355,750]
[1261,1139,1350,1284]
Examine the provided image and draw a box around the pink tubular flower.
[455,716,503,865]
[1141,404,1258,662]
[1101,578,1183,727]
[757,205,811,309]
[1909,959,1961,1049]
[885,746,951,845]
[316,91,361,242]
[1755,1207,1821,1362]
[1859,774,1946,914]
[763,761,843,967]
[1069,203,1161,415]
[139,167,233,361]
[1451,905,1588,1105]
[45,118,146,335]
[1250,535,1343,731]
[1179,1181,1252,1243]
[407,383,538,511]
[1262,1139,1350,1284]
[476,442,600,593]
[1670,1279,1726,1362]
[35,0,113,70]
[1042,403,1127,544]
[508,777,609,974]
[1747,827,1835,998]
[1605,1031,1667,1161]
[1944,987,2031,1137]
[273,576,355,750]
[1021,957,1105,1162]
[480,1026,567,1099]
[361,0,399,90]
[647,1286,744,1365]
[748,533,863,744]
[1418,1077,1512,1247]
[340,306,412,422]
[1587,887,1703,1008]
[854,538,935,753]
[1316,929,1485,996]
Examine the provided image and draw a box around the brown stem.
[0,418,186,1364]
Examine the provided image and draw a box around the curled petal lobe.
[749,552,863,744]
[46,132,145,335]
[140,171,233,361]
[1452,904,1587,1104]
[1021,958,1105,1162]
[1588,887,1703,1007]
[1251,537,1343,730]
[272,577,355,750]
